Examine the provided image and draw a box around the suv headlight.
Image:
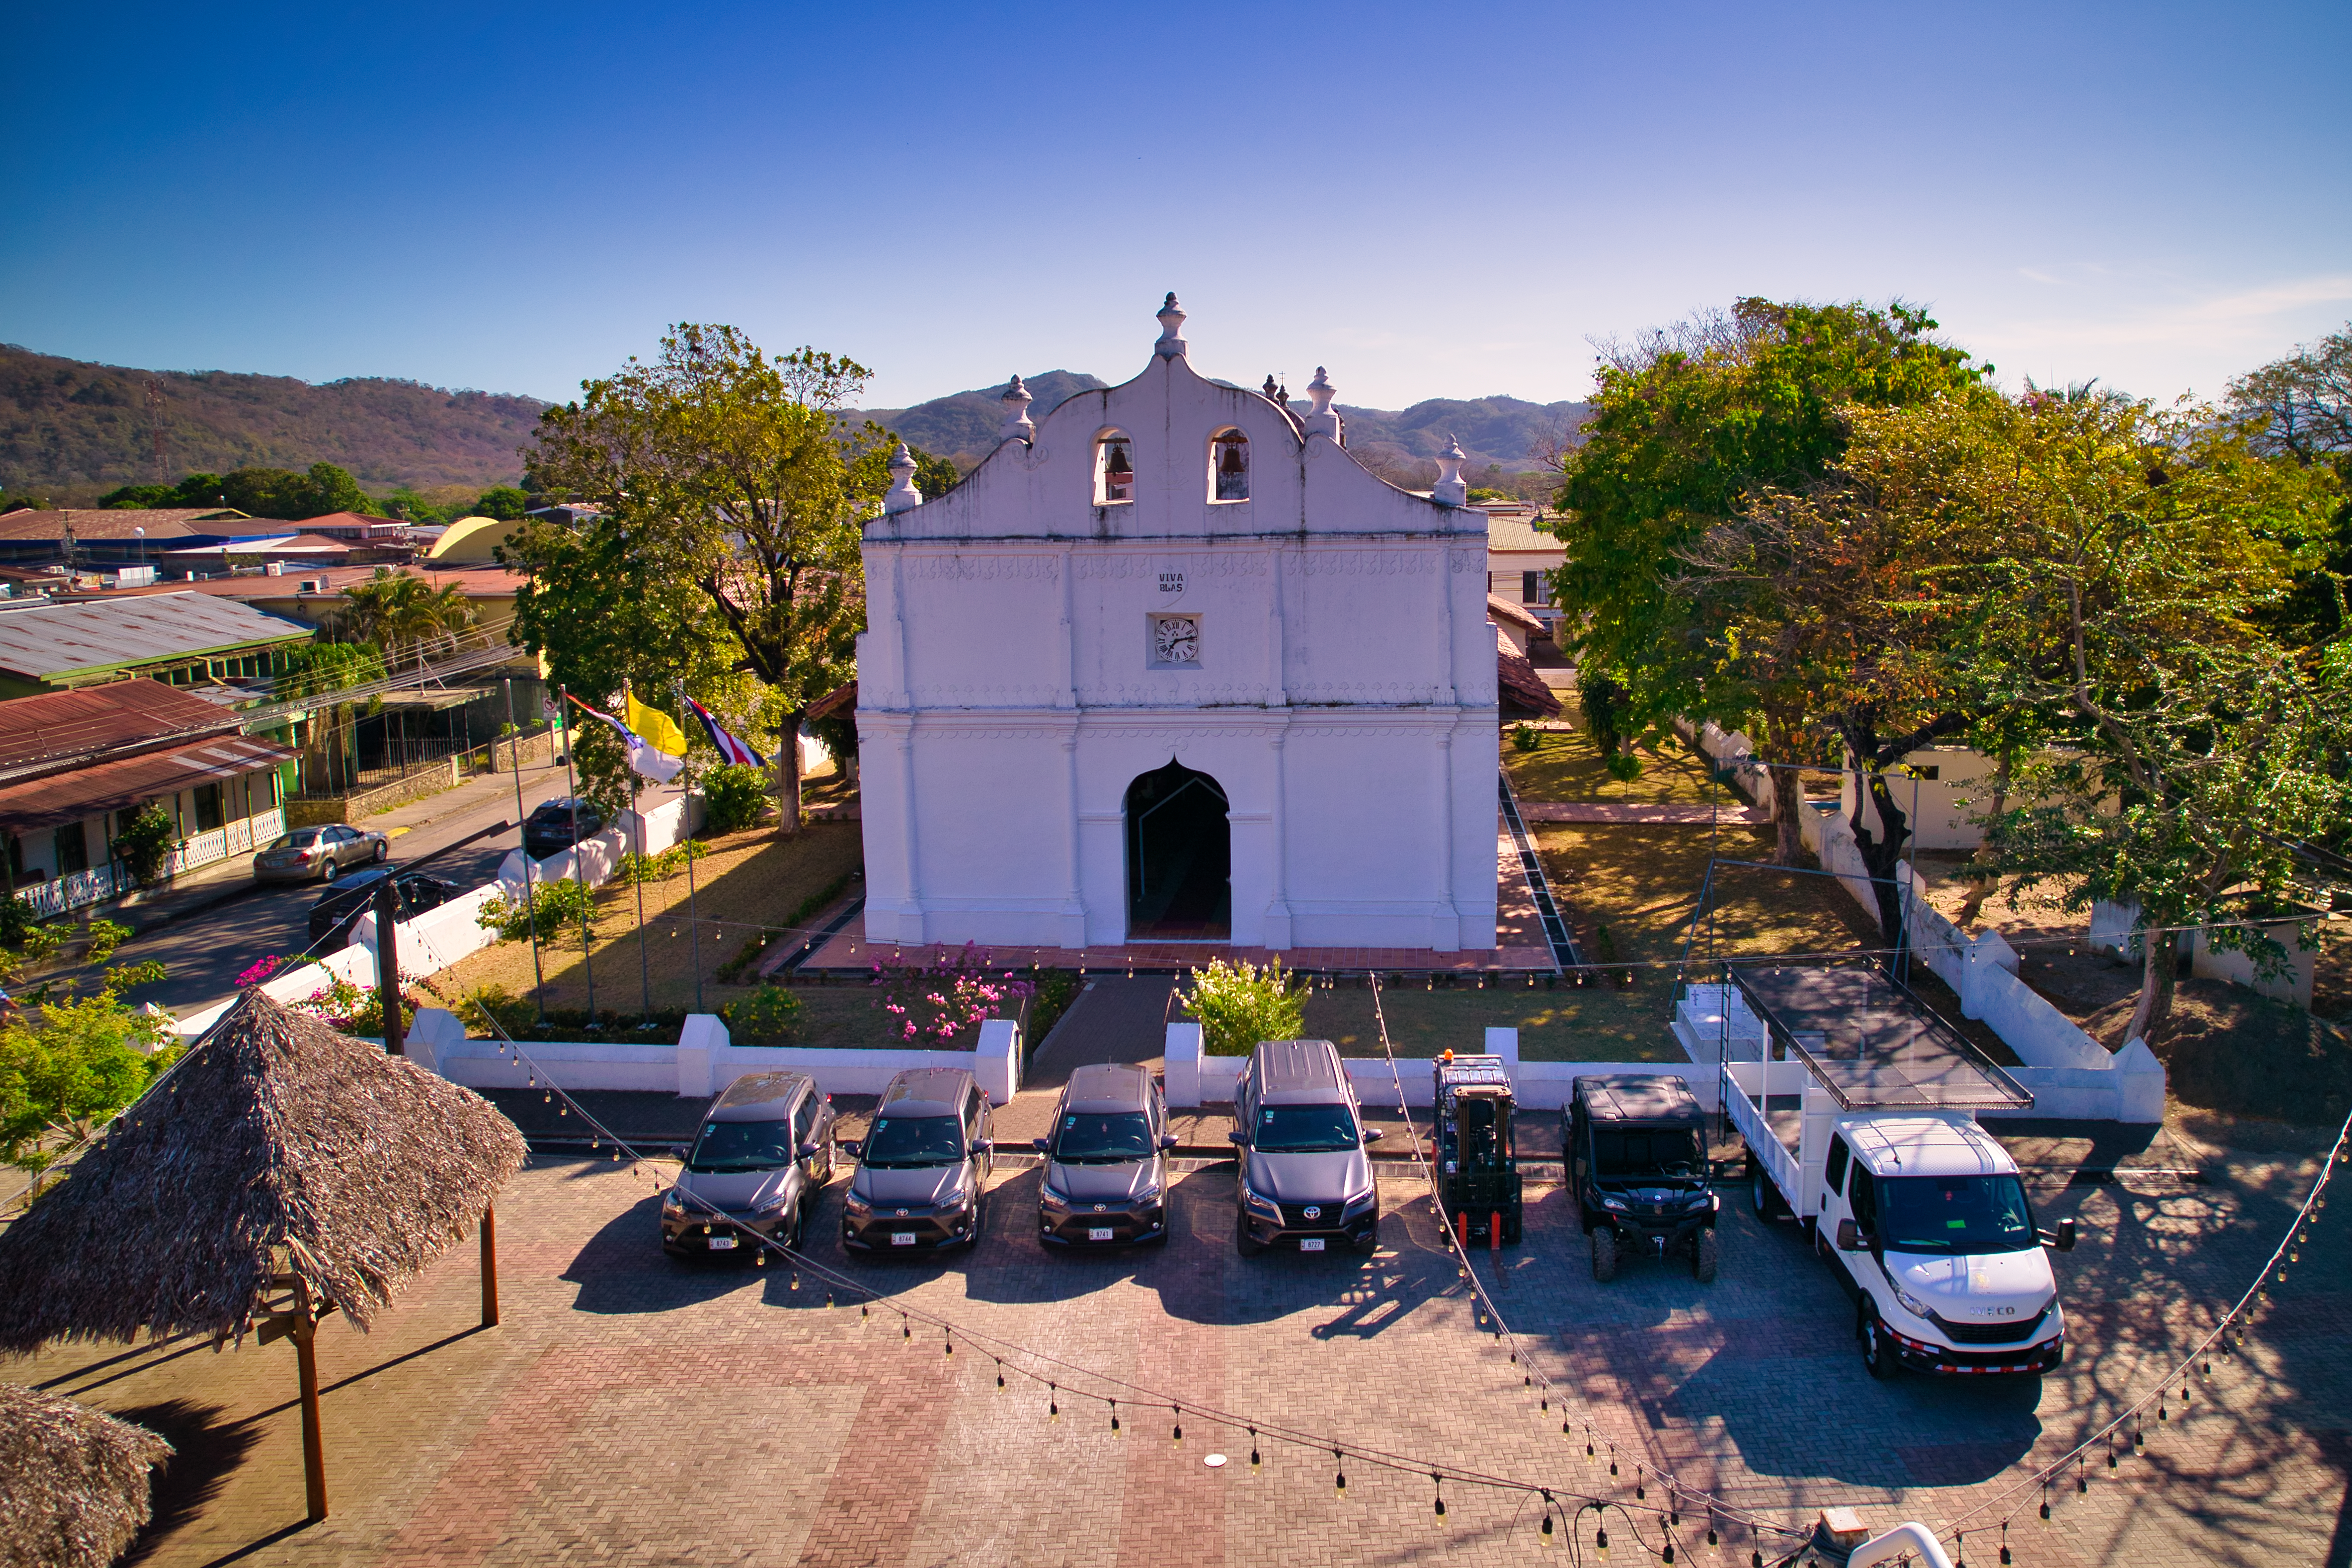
[1040,1178,1071,1207]
[1895,1288,1933,1320]
[843,1193,871,1217]
[1239,1177,1280,1217]
[661,1191,685,1215]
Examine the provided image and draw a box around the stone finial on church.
[999,374,1034,444]
[1154,292,1188,359]
[883,442,923,515]
[1432,432,1469,507]
[1300,365,1344,442]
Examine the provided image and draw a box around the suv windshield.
[1594,1129,1704,1179]
[1877,1174,2036,1255]
[1053,1111,1152,1163]
[1254,1104,1359,1153]
[688,1117,795,1172]
[863,1114,963,1167]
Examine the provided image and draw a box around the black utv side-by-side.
[1566,1073,1721,1283]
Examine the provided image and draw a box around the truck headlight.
[1239,1178,1280,1217]
[1599,1195,1628,1211]
[1895,1288,1933,1320]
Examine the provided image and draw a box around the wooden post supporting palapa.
[479,1203,499,1327]
[291,1277,329,1522]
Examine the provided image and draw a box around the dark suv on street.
[662,1071,837,1258]
[841,1068,994,1252]
[522,797,605,859]
[1231,1039,1382,1256]
[1034,1063,1179,1248]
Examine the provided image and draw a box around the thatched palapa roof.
[0,991,526,1354]
[0,1383,172,1568]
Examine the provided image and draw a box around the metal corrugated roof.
[0,681,238,771]
[1486,514,1565,554]
[0,732,297,832]
[0,593,313,681]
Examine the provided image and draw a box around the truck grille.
[1930,1304,2047,1345]
[1280,1203,1343,1229]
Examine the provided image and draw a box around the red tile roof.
[0,680,239,773]
[1496,626,1562,717]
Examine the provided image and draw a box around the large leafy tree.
[526,324,911,832]
[2227,322,2352,651]
[1855,386,2349,1042]
[1553,298,1985,863]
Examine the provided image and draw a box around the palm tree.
[336,570,476,671]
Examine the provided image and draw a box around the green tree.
[1855,386,2348,1042]
[473,485,531,520]
[1552,298,1986,863]
[0,962,177,1170]
[335,569,476,668]
[2227,323,2352,651]
[527,324,886,834]
[221,462,371,520]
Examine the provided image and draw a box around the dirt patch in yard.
[2076,976,2352,1128]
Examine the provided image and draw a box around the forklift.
[1432,1052,1522,1243]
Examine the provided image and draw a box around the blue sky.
[5,1,2346,412]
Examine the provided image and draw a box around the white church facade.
[855,296,1499,953]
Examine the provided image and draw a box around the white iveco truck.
[1713,962,2077,1378]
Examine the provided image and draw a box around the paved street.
[48,756,683,1019]
[11,1115,2341,1568]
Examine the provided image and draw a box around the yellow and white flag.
[625,692,689,757]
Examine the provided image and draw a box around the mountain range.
[0,343,546,505]
[860,372,1588,486]
[0,343,1585,505]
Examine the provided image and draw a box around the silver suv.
[1034,1063,1178,1248]
[841,1069,995,1252]
[1231,1039,1383,1256]
[662,1071,837,1258]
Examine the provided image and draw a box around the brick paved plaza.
[8,1111,2344,1568]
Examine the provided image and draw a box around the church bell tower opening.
[1123,760,1231,940]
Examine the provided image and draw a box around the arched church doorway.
[1124,761,1230,940]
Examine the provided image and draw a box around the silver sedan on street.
[252,824,390,884]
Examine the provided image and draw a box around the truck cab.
[1820,1113,2072,1377]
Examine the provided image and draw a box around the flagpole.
[678,679,704,1016]
[559,685,596,1030]
[503,678,547,1025]
[624,678,652,1028]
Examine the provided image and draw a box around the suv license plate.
[707,1235,737,1250]
[1299,1237,1327,1252]
[891,1232,918,1247]
[1088,1226,1114,1242]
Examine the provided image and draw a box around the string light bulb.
[1109,1399,1121,1436]
[1998,1522,2012,1565]
[1432,1475,1445,1519]
[995,1359,1005,1390]
[1334,1450,1347,1497]
[1172,1409,1183,1448]
[1541,1512,1555,1547]
[1248,1430,1261,1471]
[1049,1386,1060,1422]
[1595,1522,1609,1558]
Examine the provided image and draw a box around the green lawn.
[1503,717,1725,806]
[1298,981,1681,1062]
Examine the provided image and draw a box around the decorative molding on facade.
[897,554,1063,582]
[1279,549,1439,577]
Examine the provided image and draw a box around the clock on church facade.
[856,297,1499,952]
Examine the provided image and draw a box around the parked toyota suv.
[841,1068,994,1252]
[1035,1063,1179,1248]
[662,1071,836,1259]
[1231,1039,1382,1256]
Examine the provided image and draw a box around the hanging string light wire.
[467,1002,1807,1536]
[1935,1093,2349,1546]
[1362,971,1809,1549]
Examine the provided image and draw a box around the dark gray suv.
[841,1068,995,1252]
[1231,1039,1382,1256]
[1034,1063,1179,1248]
[662,1071,836,1258]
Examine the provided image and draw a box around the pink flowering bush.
[235,955,286,988]
[869,943,1034,1045]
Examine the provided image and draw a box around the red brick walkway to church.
[803,818,1556,973]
